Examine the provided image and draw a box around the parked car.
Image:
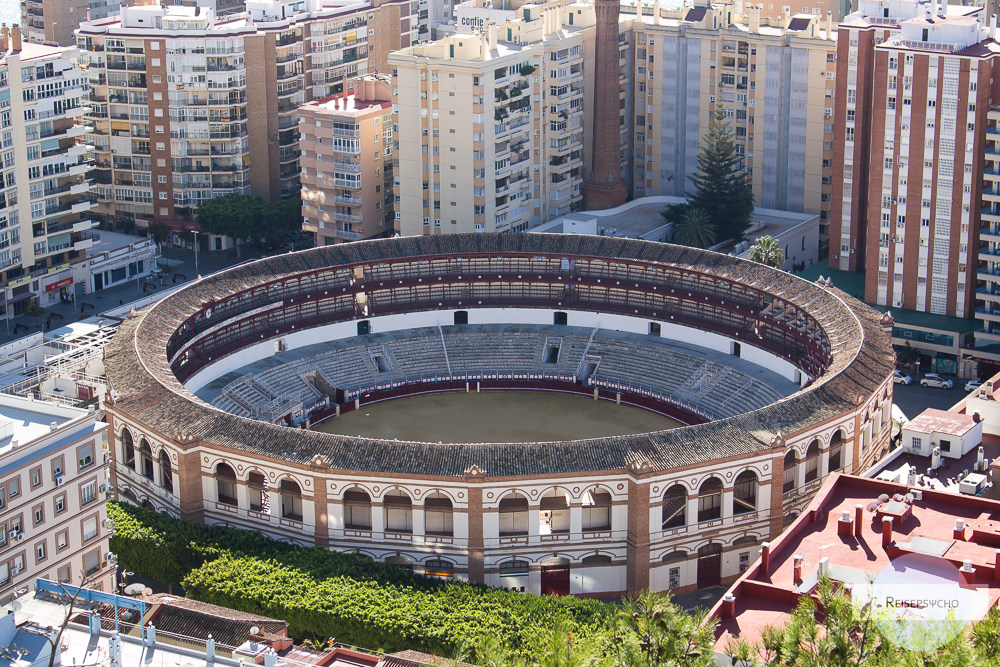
[965,379,984,392]
[920,373,954,389]
[893,369,912,385]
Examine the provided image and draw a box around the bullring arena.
[104,233,895,597]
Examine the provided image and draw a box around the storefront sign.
[45,277,73,292]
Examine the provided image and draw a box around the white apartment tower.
[392,1,633,236]
[0,28,95,318]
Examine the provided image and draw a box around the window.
[733,471,758,515]
[54,494,65,514]
[343,488,371,529]
[81,481,97,505]
[83,516,98,541]
[77,442,95,470]
[499,493,529,536]
[35,542,46,562]
[30,467,41,488]
[248,472,269,513]
[698,478,722,522]
[581,489,611,531]
[33,505,43,525]
[804,442,820,483]
[782,451,798,494]
[661,485,686,529]
[84,550,100,576]
[216,463,237,506]
[383,489,412,532]
[424,491,453,536]
[280,479,303,521]
[9,478,20,499]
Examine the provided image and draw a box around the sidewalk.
[0,247,257,345]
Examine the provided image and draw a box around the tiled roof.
[144,593,286,649]
[104,234,894,478]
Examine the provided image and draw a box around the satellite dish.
[250,626,261,636]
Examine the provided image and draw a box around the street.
[891,378,968,421]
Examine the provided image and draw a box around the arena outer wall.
[103,234,895,597]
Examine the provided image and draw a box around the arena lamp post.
[191,229,199,277]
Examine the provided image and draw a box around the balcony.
[334,228,364,241]
[335,211,364,224]
[334,195,363,206]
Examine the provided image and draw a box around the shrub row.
[108,502,614,655]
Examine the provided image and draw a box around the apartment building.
[626,6,836,241]
[23,0,122,47]
[0,395,112,605]
[300,74,394,244]
[0,28,96,318]
[830,0,997,324]
[76,0,416,230]
[392,1,633,235]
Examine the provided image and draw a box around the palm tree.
[672,207,717,249]
[748,235,784,268]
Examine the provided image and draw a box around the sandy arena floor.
[312,390,681,443]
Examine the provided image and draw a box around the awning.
[8,291,35,304]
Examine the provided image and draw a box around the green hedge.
[108,503,614,655]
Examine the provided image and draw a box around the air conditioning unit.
[10,566,20,574]
[55,474,65,486]
[104,551,116,563]
[101,519,115,529]
[7,530,16,539]
[99,484,109,494]
[15,532,24,542]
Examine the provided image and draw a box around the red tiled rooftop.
[904,408,978,437]
[711,474,1000,653]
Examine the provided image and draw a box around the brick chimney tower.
[584,0,627,210]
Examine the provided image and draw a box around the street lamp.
[191,229,199,277]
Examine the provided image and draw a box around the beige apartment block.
[76,0,416,230]
[23,0,122,48]
[0,29,96,318]
[626,6,836,245]
[0,395,112,605]
[392,1,636,236]
[300,74,395,244]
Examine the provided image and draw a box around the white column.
[413,507,425,537]
[721,489,733,519]
[569,506,583,534]
[685,496,698,526]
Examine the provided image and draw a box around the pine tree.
[689,107,754,242]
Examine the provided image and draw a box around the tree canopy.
[689,107,754,243]
[748,235,784,268]
[195,193,298,247]
[672,207,717,249]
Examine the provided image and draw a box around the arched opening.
[539,489,570,535]
[697,478,723,522]
[385,555,413,571]
[581,554,613,565]
[343,487,372,530]
[120,488,138,504]
[732,470,758,515]
[139,439,153,481]
[248,472,269,513]
[120,429,135,470]
[581,488,612,532]
[783,450,797,493]
[498,493,529,536]
[158,451,172,493]
[829,430,844,472]
[215,463,237,506]
[804,440,820,483]
[383,489,413,533]
[424,558,454,579]
[662,550,686,589]
[499,559,530,578]
[279,479,302,521]
[661,485,687,529]
[424,491,453,536]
